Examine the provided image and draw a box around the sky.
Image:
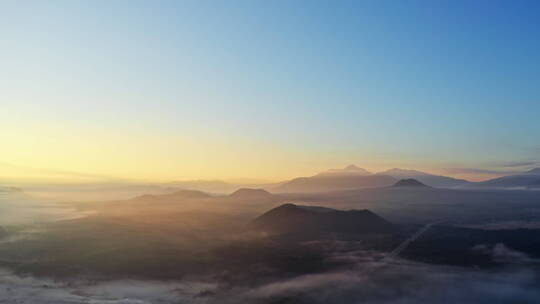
[1,0,540,183]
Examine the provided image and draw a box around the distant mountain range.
[166,180,282,194]
[271,165,470,193]
[272,173,397,193]
[121,187,280,213]
[271,166,540,193]
[249,203,394,235]
[7,166,540,200]
[315,164,372,176]
[376,168,470,188]
[467,168,540,189]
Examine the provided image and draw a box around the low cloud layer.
[0,268,214,304]
[233,261,540,304]
[473,243,540,264]
[2,248,540,304]
[0,195,90,227]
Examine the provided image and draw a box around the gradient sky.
[1,0,540,182]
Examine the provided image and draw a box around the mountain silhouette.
[273,174,397,193]
[472,168,540,189]
[377,168,470,188]
[249,203,394,235]
[379,168,429,177]
[229,188,272,199]
[316,164,372,177]
[392,178,429,188]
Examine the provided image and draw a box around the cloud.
[0,268,214,304]
[0,161,114,181]
[235,260,540,304]
[1,245,540,304]
[0,194,90,227]
[473,243,540,264]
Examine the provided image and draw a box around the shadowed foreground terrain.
[2,187,540,303]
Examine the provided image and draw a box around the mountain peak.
[378,168,429,176]
[316,165,372,177]
[229,188,272,198]
[392,178,429,188]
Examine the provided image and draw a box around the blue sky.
[1,0,539,181]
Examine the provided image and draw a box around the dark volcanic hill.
[249,203,394,235]
[273,174,397,193]
[392,178,429,188]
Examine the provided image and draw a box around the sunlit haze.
[2,2,540,304]
[2,0,540,183]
